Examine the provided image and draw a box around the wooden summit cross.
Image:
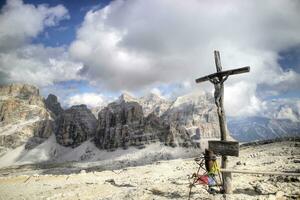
[195,50,250,193]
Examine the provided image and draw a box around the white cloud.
[224,81,265,117]
[276,106,298,122]
[260,98,300,121]
[150,88,162,97]
[69,0,300,116]
[0,0,69,51]
[65,93,106,108]
[0,44,83,86]
[0,0,83,87]
[1,0,300,117]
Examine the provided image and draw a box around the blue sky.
[278,47,300,73]
[27,0,112,47]
[0,0,112,48]
[0,0,299,116]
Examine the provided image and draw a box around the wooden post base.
[222,172,232,194]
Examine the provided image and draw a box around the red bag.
[197,175,216,186]
[197,175,209,185]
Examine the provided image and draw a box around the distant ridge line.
[240,136,300,147]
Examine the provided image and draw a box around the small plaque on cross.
[208,141,239,157]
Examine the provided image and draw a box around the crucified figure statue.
[208,75,228,114]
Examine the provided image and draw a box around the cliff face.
[0,84,47,123]
[95,99,147,149]
[0,84,54,154]
[162,92,220,141]
[95,92,220,150]
[44,94,63,117]
[55,105,97,147]
[0,84,39,99]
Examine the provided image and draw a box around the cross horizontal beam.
[195,66,250,83]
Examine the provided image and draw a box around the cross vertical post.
[195,50,250,193]
[214,51,227,141]
[214,51,231,193]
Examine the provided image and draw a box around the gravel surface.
[0,141,299,200]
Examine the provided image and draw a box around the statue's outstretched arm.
[221,75,229,84]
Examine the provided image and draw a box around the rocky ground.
[0,140,299,200]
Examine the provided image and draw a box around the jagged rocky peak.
[139,93,171,117]
[170,91,213,109]
[44,94,63,117]
[95,99,148,150]
[163,91,220,140]
[0,83,44,106]
[0,83,54,152]
[55,104,97,147]
[166,91,216,122]
[115,92,171,117]
[91,106,105,119]
[117,92,138,103]
[0,83,39,98]
[141,93,164,101]
[0,83,49,123]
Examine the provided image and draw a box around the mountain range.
[0,83,299,167]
